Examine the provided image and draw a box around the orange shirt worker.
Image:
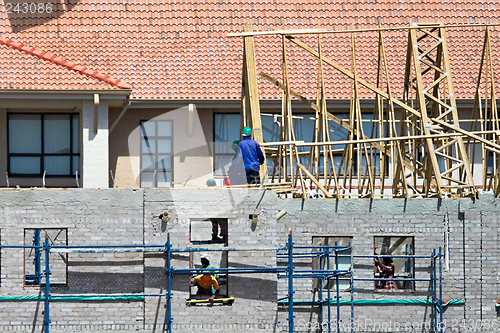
[192,273,220,300]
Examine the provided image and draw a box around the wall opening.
[189,218,228,298]
[312,236,352,291]
[24,228,68,286]
[373,236,414,291]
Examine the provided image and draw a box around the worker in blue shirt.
[238,127,265,184]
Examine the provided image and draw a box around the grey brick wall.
[0,189,498,332]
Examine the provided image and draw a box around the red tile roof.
[0,0,498,99]
[0,36,131,89]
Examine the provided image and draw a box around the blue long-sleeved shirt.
[238,137,265,170]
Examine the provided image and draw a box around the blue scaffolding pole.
[165,234,173,333]
[287,232,294,333]
[25,229,42,285]
[43,235,51,333]
[277,241,353,333]
[439,247,444,333]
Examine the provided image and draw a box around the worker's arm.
[209,278,220,301]
[256,144,265,165]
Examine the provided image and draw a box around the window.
[214,113,240,176]
[189,218,228,298]
[373,236,414,291]
[8,113,80,176]
[24,228,68,286]
[140,120,173,187]
[213,112,382,177]
[312,236,352,291]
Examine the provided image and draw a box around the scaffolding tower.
[0,231,447,333]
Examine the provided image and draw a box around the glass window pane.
[141,121,155,137]
[44,156,70,175]
[157,171,172,187]
[141,154,155,170]
[214,155,232,176]
[142,139,155,154]
[262,115,280,144]
[140,171,155,188]
[72,116,79,153]
[293,113,315,143]
[10,156,40,174]
[214,142,233,156]
[214,114,240,153]
[72,156,80,176]
[44,115,71,154]
[157,155,172,169]
[157,139,171,154]
[329,114,350,149]
[9,114,42,153]
[157,121,172,136]
[214,114,240,176]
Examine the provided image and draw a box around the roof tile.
[0,0,499,98]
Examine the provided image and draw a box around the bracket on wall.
[93,93,100,134]
[188,103,194,137]
[109,97,131,133]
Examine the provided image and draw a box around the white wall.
[82,99,109,188]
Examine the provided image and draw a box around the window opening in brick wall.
[189,218,228,298]
[24,228,68,286]
[312,236,352,291]
[373,236,414,291]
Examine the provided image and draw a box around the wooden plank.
[378,26,409,198]
[186,297,235,304]
[227,23,500,38]
[350,29,374,198]
[432,118,500,152]
[409,27,444,197]
[286,36,422,118]
[259,71,444,187]
[242,23,268,184]
[296,162,333,198]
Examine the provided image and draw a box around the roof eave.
[0,89,132,99]
[128,98,480,109]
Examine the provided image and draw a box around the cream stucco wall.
[109,106,217,189]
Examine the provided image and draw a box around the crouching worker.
[192,273,220,300]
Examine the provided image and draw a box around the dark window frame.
[7,113,80,177]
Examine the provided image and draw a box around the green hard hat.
[206,179,216,187]
[232,140,240,150]
[242,127,252,136]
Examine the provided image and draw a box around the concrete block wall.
[275,195,500,332]
[0,189,145,331]
[0,188,498,332]
[142,189,279,332]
